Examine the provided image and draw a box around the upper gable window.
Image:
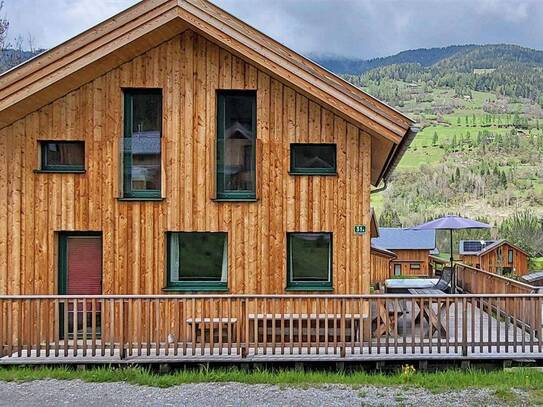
[290,144,336,175]
[40,141,85,172]
[122,89,162,199]
[216,91,256,200]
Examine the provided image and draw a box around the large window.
[166,232,228,291]
[216,91,256,200]
[287,233,332,290]
[123,89,162,199]
[290,143,336,175]
[40,141,85,172]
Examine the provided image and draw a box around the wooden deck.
[0,292,541,364]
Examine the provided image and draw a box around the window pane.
[292,144,336,171]
[290,233,330,282]
[43,142,84,168]
[124,90,162,195]
[169,233,227,282]
[128,134,161,191]
[218,93,255,196]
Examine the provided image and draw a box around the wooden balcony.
[0,272,542,364]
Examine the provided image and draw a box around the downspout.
[370,178,388,194]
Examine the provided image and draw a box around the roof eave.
[375,126,419,186]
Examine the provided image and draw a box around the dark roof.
[371,228,436,251]
[522,271,543,283]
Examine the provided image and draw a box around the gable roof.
[0,0,415,186]
[371,228,436,251]
[478,239,530,257]
[370,244,397,258]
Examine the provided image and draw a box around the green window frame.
[123,89,162,199]
[165,232,228,292]
[290,143,337,175]
[39,141,85,172]
[394,264,401,276]
[216,90,257,200]
[286,232,333,291]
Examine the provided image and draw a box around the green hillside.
[332,44,543,255]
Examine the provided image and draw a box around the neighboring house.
[0,0,415,306]
[370,245,397,285]
[371,228,437,277]
[368,212,397,285]
[459,240,529,276]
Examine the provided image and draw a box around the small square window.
[166,232,228,291]
[287,233,332,290]
[290,144,336,175]
[40,141,85,172]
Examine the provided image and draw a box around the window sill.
[288,171,337,176]
[285,286,334,292]
[34,169,86,174]
[117,197,165,202]
[212,198,259,203]
[162,286,229,293]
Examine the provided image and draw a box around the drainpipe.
[370,178,388,194]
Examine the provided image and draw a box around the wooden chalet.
[459,239,529,276]
[370,228,437,278]
[1,0,541,365]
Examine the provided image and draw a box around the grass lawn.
[0,366,543,396]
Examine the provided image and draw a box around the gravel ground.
[0,380,527,406]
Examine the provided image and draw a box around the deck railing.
[0,292,541,363]
[456,263,541,342]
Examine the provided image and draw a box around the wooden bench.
[186,318,238,343]
[248,313,362,344]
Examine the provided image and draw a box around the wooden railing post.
[241,298,248,358]
[462,297,468,357]
[120,299,126,360]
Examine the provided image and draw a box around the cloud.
[4,0,543,58]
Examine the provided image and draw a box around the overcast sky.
[4,0,543,59]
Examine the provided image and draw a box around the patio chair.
[432,266,452,293]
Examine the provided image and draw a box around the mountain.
[311,44,476,75]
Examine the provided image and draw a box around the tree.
[432,131,438,146]
[498,211,543,256]
[378,206,402,228]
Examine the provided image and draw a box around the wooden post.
[462,297,468,357]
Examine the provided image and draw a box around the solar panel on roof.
[463,241,483,252]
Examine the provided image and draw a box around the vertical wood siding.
[0,30,371,295]
[370,250,393,285]
[461,244,528,276]
[390,249,431,277]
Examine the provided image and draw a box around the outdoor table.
[385,278,439,293]
[408,288,449,337]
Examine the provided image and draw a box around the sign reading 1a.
[354,225,366,235]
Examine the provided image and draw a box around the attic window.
[290,144,336,175]
[122,89,162,199]
[40,141,85,172]
[216,91,256,200]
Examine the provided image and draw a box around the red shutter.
[66,236,102,295]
